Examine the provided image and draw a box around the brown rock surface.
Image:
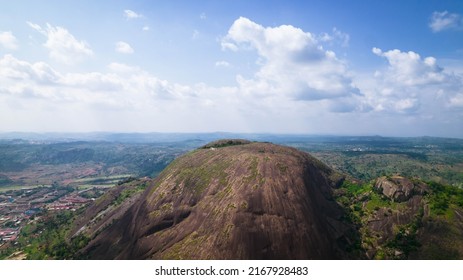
[80,141,350,259]
[374,176,427,202]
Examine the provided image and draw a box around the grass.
[112,182,147,206]
[341,180,371,196]
[242,157,264,187]
[276,162,288,173]
[161,231,207,260]
[365,192,391,211]
[72,174,133,183]
[171,153,231,195]
[0,174,135,192]
[426,181,463,216]
[384,216,423,259]
[335,176,463,259]
[200,139,251,149]
[0,184,48,192]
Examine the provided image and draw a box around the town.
[0,185,102,250]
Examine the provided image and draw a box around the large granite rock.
[374,176,428,202]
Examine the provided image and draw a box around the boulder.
[374,176,421,202]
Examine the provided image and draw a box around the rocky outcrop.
[79,141,351,260]
[374,176,428,202]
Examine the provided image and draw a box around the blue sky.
[0,0,462,137]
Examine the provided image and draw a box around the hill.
[73,140,354,259]
[6,139,461,259]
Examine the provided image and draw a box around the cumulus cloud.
[0,54,119,101]
[0,54,195,107]
[115,41,134,54]
[221,17,360,105]
[429,11,463,32]
[0,31,19,50]
[124,9,142,20]
[0,54,60,83]
[27,22,93,64]
[0,53,307,133]
[2,17,461,136]
[361,47,463,115]
[372,48,446,86]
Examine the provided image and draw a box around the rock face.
[374,176,428,202]
[81,140,350,259]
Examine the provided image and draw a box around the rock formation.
[78,140,352,259]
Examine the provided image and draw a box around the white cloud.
[0,54,60,84]
[26,22,42,33]
[115,41,134,54]
[429,11,463,32]
[394,98,419,113]
[221,41,238,52]
[0,55,197,105]
[107,62,140,73]
[0,31,19,50]
[449,93,463,107]
[0,53,309,133]
[359,48,463,115]
[27,22,93,64]
[200,12,206,20]
[319,27,349,47]
[221,17,360,104]
[215,60,230,67]
[142,26,150,31]
[124,9,142,20]
[372,48,446,86]
[2,17,462,136]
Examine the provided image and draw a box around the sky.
[0,0,462,137]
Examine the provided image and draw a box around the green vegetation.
[276,162,288,173]
[287,136,463,186]
[365,192,391,211]
[200,139,251,149]
[0,175,12,186]
[0,140,189,188]
[0,184,47,193]
[426,181,463,216]
[0,210,89,260]
[334,177,463,259]
[161,231,207,260]
[112,182,148,206]
[384,213,423,258]
[340,180,371,196]
[173,154,230,195]
[1,135,462,259]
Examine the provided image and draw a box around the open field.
[69,174,134,189]
[0,184,45,193]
